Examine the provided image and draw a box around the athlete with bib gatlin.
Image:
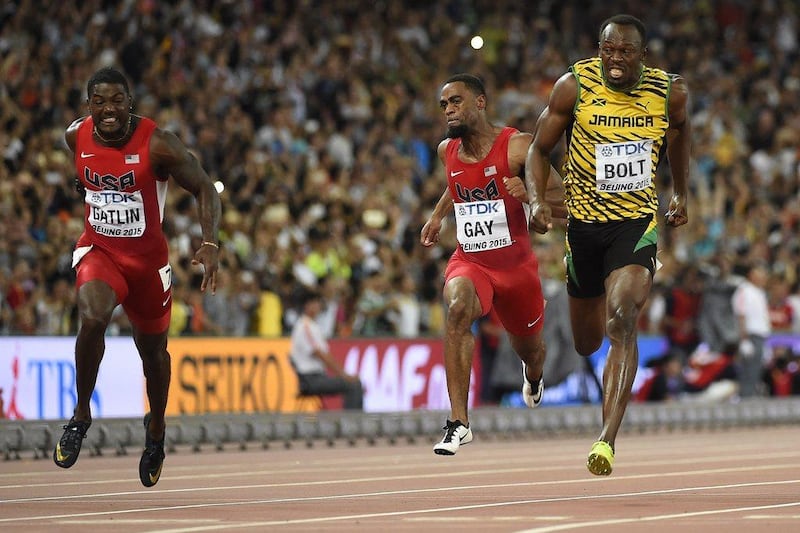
[421,73,566,456]
[53,67,221,487]
[526,14,691,475]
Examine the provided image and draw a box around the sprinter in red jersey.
[53,67,221,487]
[421,73,565,455]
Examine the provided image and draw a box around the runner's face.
[439,82,483,138]
[88,83,131,135]
[598,23,645,90]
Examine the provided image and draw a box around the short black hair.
[86,67,131,99]
[299,288,321,307]
[444,73,487,100]
[599,14,647,44]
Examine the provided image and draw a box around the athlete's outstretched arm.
[527,72,577,233]
[421,140,456,247]
[421,186,453,247]
[151,129,222,293]
[665,75,690,227]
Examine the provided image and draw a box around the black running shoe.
[53,417,91,468]
[139,412,165,487]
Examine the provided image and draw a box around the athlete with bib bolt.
[525,14,691,475]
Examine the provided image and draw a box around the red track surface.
[2,426,800,532]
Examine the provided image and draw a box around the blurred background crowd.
[2,0,800,400]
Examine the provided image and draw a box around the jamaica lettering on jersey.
[564,57,671,222]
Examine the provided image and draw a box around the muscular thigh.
[115,250,172,333]
[444,254,493,316]
[76,246,129,303]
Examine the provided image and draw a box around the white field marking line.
[2,465,799,525]
[515,501,800,533]
[3,457,798,505]
[2,424,788,479]
[5,447,800,493]
[404,516,571,522]
[0,450,432,480]
[57,519,221,525]
[1,432,790,485]
[145,480,800,533]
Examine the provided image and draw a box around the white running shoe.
[522,362,544,408]
[433,419,473,455]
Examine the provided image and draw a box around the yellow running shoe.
[587,440,614,476]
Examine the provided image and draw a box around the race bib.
[158,263,172,292]
[454,200,512,252]
[85,189,146,238]
[595,139,653,193]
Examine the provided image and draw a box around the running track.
[2,426,800,532]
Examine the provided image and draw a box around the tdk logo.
[457,203,500,216]
[600,141,650,158]
[91,192,139,203]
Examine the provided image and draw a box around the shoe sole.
[433,432,473,455]
[587,454,613,475]
[587,442,614,476]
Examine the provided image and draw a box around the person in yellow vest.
[525,14,691,476]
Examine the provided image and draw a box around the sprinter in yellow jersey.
[525,14,690,476]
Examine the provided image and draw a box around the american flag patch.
[125,154,140,164]
[484,165,497,176]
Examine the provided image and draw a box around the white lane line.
[57,519,221,525]
[1,461,796,506]
[516,501,800,532]
[145,480,800,533]
[5,448,800,493]
[2,471,799,526]
[2,434,794,486]
[404,516,570,522]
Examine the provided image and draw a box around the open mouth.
[98,117,120,129]
[607,66,625,79]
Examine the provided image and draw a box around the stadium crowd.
[2,0,800,398]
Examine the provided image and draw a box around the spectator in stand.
[732,262,771,398]
[353,271,396,337]
[763,346,797,397]
[767,275,794,332]
[662,265,704,363]
[289,289,364,410]
[387,272,422,339]
[635,353,685,402]
[697,252,740,354]
[682,342,739,401]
